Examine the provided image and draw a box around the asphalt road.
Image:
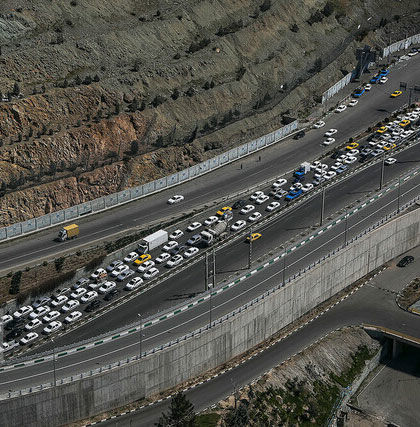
[26,132,420,352]
[99,236,420,427]
[2,162,420,395]
[0,54,418,272]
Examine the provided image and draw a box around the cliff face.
[0,0,419,225]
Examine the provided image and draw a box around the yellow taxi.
[216,206,232,217]
[399,119,410,127]
[133,253,151,265]
[383,143,396,151]
[390,90,402,98]
[346,142,359,150]
[246,233,262,242]
[376,126,388,134]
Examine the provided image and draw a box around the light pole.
[212,248,216,287]
[281,246,286,285]
[397,176,401,213]
[205,251,209,291]
[320,186,326,226]
[209,282,213,327]
[51,338,57,388]
[344,209,348,248]
[379,154,385,190]
[248,226,253,269]
[138,314,142,359]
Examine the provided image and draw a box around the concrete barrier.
[2,208,420,426]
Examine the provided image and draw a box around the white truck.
[200,221,228,246]
[137,230,168,254]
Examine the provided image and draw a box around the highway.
[2,150,420,394]
[0,54,418,272]
[100,240,420,427]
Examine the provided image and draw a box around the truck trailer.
[137,229,168,254]
[58,224,79,242]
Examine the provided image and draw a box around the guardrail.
[2,178,420,400]
[4,126,420,360]
[0,120,298,241]
[3,148,420,369]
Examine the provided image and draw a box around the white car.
[315,164,328,172]
[137,260,155,273]
[143,268,159,280]
[187,222,202,232]
[273,189,288,199]
[50,295,68,308]
[313,120,325,128]
[204,216,218,226]
[371,148,385,156]
[90,268,107,280]
[29,306,51,319]
[167,255,183,268]
[168,195,184,204]
[110,264,129,278]
[335,105,347,113]
[344,156,357,164]
[310,161,321,170]
[231,220,247,231]
[70,287,87,299]
[124,252,139,263]
[338,154,348,162]
[80,291,98,303]
[98,281,117,294]
[272,178,287,189]
[401,130,414,138]
[364,83,372,91]
[348,149,359,156]
[255,195,269,205]
[13,306,33,319]
[301,183,314,192]
[2,341,19,352]
[19,332,39,345]
[106,260,123,273]
[248,212,262,222]
[379,77,388,84]
[348,99,358,107]
[324,129,338,137]
[289,182,303,192]
[163,241,178,252]
[43,321,62,335]
[64,311,82,324]
[155,253,171,264]
[323,137,335,146]
[25,318,42,331]
[325,171,337,180]
[42,310,61,323]
[61,299,80,313]
[169,229,184,240]
[266,201,280,212]
[125,277,143,290]
[331,162,343,171]
[1,314,13,324]
[240,205,255,215]
[385,157,397,165]
[250,191,264,201]
[408,51,418,57]
[314,171,327,180]
[117,268,135,282]
[184,247,199,258]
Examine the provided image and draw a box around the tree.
[12,82,20,96]
[156,392,195,426]
[130,140,139,155]
[75,75,82,85]
[224,402,250,426]
[93,74,100,82]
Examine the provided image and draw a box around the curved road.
[0,55,418,272]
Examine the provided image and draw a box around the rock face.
[0,0,419,225]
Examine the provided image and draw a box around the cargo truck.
[57,224,79,242]
[137,229,168,254]
[200,221,228,246]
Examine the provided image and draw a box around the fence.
[0,121,298,242]
[382,33,420,58]
[321,73,352,104]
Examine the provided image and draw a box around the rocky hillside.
[0,0,419,225]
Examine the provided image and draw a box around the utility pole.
[379,154,385,190]
[209,290,212,327]
[320,186,326,226]
[205,251,209,291]
[248,227,253,269]
[212,248,216,288]
[138,314,142,358]
[52,339,57,388]
[397,177,401,213]
[344,209,348,248]
[282,246,286,285]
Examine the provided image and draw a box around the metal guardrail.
[0,120,298,241]
[2,183,420,400]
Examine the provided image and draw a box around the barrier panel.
[0,119,298,240]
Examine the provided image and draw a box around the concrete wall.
[2,208,420,426]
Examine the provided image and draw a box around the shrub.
[187,38,210,54]
[130,140,139,155]
[84,255,106,272]
[171,88,180,100]
[54,257,65,272]
[9,270,22,294]
[290,23,299,33]
[322,1,335,17]
[260,0,271,12]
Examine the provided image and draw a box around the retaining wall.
[2,208,420,426]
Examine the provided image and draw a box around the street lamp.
[137,314,142,359]
[343,209,349,248]
[51,338,57,388]
[248,226,253,269]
